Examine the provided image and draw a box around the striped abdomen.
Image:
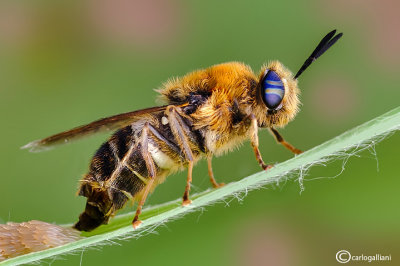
[74,110,205,232]
[74,125,153,231]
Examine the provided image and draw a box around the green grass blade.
[2,106,400,265]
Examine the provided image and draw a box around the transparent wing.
[22,105,169,152]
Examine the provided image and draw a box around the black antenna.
[294,30,343,79]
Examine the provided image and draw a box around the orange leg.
[249,114,272,171]
[269,127,302,155]
[132,123,157,229]
[207,156,224,188]
[182,161,193,206]
[132,178,155,229]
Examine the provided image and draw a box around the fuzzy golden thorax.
[155,62,301,156]
[158,61,300,130]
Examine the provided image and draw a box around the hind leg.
[132,123,157,229]
[132,179,155,229]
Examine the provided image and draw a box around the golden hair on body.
[159,60,300,156]
[19,30,342,233]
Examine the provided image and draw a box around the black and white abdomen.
[73,112,201,231]
[74,125,151,231]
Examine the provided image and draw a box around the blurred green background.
[1,0,399,265]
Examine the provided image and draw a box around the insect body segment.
[73,102,211,231]
[23,30,342,232]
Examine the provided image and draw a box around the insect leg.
[207,155,224,188]
[249,114,272,170]
[269,127,302,155]
[132,123,157,229]
[166,106,195,206]
[182,161,194,206]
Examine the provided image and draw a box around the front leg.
[249,114,272,171]
[269,127,302,155]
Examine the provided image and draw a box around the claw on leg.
[132,219,142,230]
[263,164,273,171]
[182,199,192,206]
[213,182,225,188]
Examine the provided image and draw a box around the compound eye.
[261,70,285,109]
